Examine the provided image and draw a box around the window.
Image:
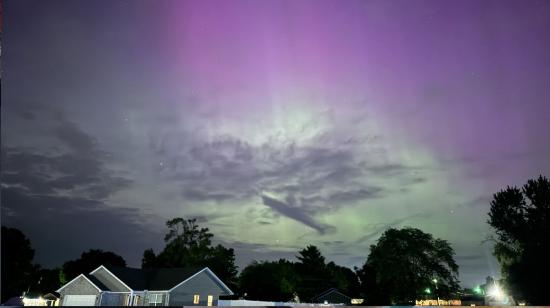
[193,295,200,305]
[148,293,163,306]
[207,295,213,307]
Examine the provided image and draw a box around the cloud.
[365,163,418,176]
[182,187,238,202]
[1,113,142,266]
[1,186,161,268]
[326,187,383,204]
[460,196,492,208]
[157,131,405,210]
[2,147,131,200]
[1,111,132,200]
[53,116,98,154]
[355,212,431,244]
[218,240,299,269]
[261,194,336,235]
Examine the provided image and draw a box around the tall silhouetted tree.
[362,227,460,305]
[295,245,332,301]
[1,226,38,302]
[488,175,550,304]
[239,259,298,301]
[62,249,126,281]
[147,218,238,290]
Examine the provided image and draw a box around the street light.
[432,278,440,305]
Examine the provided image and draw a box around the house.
[311,288,352,305]
[22,293,59,306]
[56,265,233,306]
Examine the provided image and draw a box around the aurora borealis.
[2,0,550,287]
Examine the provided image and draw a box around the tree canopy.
[239,259,298,301]
[295,245,333,301]
[142,218,238,290]
[361,227,460,305]
[62,249,126,281]
[239,247,360,303]
[326,261,360,298]
[1,227,70,300]
[1,226,38,302]
[488,175,550,304]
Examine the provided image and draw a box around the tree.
[1,226,38,302]
[205,244,239,290]
[239,259,298,301]
[141,249,157,269]
[148,218,238,290]
[362,227,460,305]
[295,245,332,301]
[326,262,360,298]
[33,268,63,295]
[488,175,550,304]
[62,249,126,281]
[356,263,389,305]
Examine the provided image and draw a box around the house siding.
[100,293,127,306]
[92,267,131,292]
[59,276,101,305]
[144,292,168,306]
[168,271,228,306]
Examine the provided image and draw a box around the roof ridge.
[312,287,345,299]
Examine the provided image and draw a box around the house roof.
[43,292,60,300]
[56,273,106,293]
[312,288,351,301]
[103,265,207,291]
[85,274,109,291]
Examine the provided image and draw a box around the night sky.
[2,0,550,287]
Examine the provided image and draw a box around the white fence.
[218,300,344,306]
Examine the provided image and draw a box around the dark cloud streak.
[261,194,336,235]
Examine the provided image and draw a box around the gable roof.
[312,288,351,301]
[86,274,109,291]
[168,267,234,295]
[148,267,205,290]
[102,265,204,291]
[91,265,232,293]
[56,273,105,293]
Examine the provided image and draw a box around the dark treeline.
[0,220,459,305]
[2,175,549,305]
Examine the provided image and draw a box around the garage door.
[63,295,97,306]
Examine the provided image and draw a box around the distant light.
[425,288,431,294]
[519,302,526,306]
[488,284,505,300]
[473,285,482,294]
[432,278,438,284]
[22,297,45,306]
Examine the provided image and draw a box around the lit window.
[207,295,213,306]
[148,293,163,306]
[193,295,200,304]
